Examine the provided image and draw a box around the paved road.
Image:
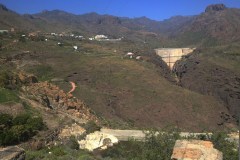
[101,129,239,144]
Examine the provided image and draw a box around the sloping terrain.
[174,45,240,125]
[0,4,48,31]
[0,35,233,131]
[0,3,239,132]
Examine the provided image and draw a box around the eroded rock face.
[59,123,86,139]
[79,131,118,151]
[0,146,25,160]
[171,140,222,160]
[18,72,38,84]
[23,81,98,122]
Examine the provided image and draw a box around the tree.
[0,113,13,128]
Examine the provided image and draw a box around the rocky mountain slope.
[174,47,240,125]
[177,4,240,46]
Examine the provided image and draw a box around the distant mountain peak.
[205,4,227,12]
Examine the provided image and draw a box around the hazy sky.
[0,0,240,20]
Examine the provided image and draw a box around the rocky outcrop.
[18,72,38,84]
[205,4,227,12]
[0,71,37,89]
[171,140,222,160]
[0,146,25,160]
[23,81,97,122]
[79,131,118,151]
[59,123,86,139]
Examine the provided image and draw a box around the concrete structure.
[101,129,146,141]
[171,140,222,160]
[155,48,195,69]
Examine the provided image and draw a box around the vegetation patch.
[102,129,180,160]
[0,88,19,103]
[27,65,54,81]
[0,113,44,146]
[26,145,95,160]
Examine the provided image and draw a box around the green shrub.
[102,129,180,160]
[210,132,238,160]
[51,146,66,156]
[0,113,44,146]
[83,120,101,134]
[0,88,20,103]
[12,114,31,125]
[26,116,44,131]
[0,130,17,145]
[0,113,13,127]
[68,136,79,150]
[0,71,9,88]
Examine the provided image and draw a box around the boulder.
[59,123,86,139]
[79,131,118,151]
[0,146,25,160]
[171,140,222,160]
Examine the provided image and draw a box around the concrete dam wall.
[155,48,195,69]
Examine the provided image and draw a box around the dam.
[155,48,195,69]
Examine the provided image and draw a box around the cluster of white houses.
[1,28,122,42]
[50,33,122,41]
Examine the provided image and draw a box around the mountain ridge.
[1,4,240,46]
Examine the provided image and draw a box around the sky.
[0,0,240,21]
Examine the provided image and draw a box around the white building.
[126,52,134,59]
[51,33,57,36]
[73,46,78,50]
[95,35,108,40]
